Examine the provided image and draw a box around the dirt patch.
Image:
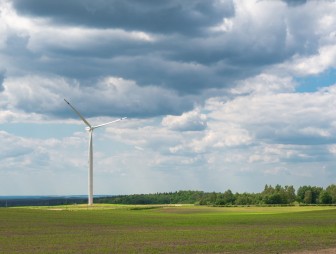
[289,248,336,254]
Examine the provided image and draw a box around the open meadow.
[0,205,335,253]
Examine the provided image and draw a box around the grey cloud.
[0,70,5,92]
[284,146,333,164]
[0,145,32,160]
[12,0,234,35]
[3,76,197,119]
[246,113,336,146]
[281,0,307,6]
[2,34,41,77]
[256,127,336,146]
[207,85,336,156]
[2,0,335,119]
[162,110,207,132]
[6,1,325,84]
[0,131,33,160]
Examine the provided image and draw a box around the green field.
[0,205,335,253]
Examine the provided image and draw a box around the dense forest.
[96,184,336,206]
[1,184,336,207]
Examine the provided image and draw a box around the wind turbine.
[64,99,126,205]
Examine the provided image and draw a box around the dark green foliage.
[297,186,324,204]
[304,190,313,204]
[96,185,299,206]
[261,185,296,204]
[319,190,332,204]
[96,184,336,206]
[326,184,336,204]
[96,190,205,205]
[0,197,87,207]
[234,192,259,205]
[2,185,335,207]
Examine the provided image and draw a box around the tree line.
[0,197,87,207]
[96,184,336,206]
[1,184,335,207]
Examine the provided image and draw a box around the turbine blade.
[92,117,127,129]
[64,99,92,128]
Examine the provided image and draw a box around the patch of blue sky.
[0,123,84,139]
[295,68,336,93]
[95,136,133,154]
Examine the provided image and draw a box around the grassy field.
[0,205,335,253]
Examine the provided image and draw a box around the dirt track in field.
[289,248,336,254]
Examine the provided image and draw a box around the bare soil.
[289,248,336,254]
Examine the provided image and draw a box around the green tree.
[326,184,336,204]
[261,184,294,204]
[223,189,235,204]
[297,186,310,203]
[297,186,322,204]
[319,190,332,204]
[264,193,283,204]
[215,193,225,205]
[209,192,217,205]
[284,185,296,204]
[311,186,323,204]
[304,190,312,204]
[235,193,253,205]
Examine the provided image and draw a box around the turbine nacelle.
[85,127,92,132]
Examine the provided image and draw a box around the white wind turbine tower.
[64,99,126,205]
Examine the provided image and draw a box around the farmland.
[0,205,335,253]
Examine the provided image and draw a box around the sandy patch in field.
[289,248,336,254]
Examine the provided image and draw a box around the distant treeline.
[1,184,336,207]
[0,197,87,207]
[96,184,336,206]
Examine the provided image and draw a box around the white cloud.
[208,86,336,133]
[0,75,196,121]
[0,0,156,52]
[162,109,207,132]
[27,27,157,53]
[328,144,336,155]
[200,84,336,170]
[2,0,336,195]
[0,130,84,173]
[0,0,27,48]
[189,126,253,153]
[231,73,296,95]
[285,45,336,76]
[299,127,331,138]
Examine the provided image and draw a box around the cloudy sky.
[1,0,336,196]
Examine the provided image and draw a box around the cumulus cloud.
[284,45,336,76]
[1,0,336,194]
[0,131,33,160]
[162,109,207,132]
[0,130,84,173]
[199,84,336,170]
[12,0,235,35]
[1,0,334,102]
[147,84,336,185]
[281,0,307,6]
[0,69,5,91]
[231,73,296,95]
[208,86,336,145]
[0,75,197,120]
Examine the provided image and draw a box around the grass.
[0,205,335,253]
